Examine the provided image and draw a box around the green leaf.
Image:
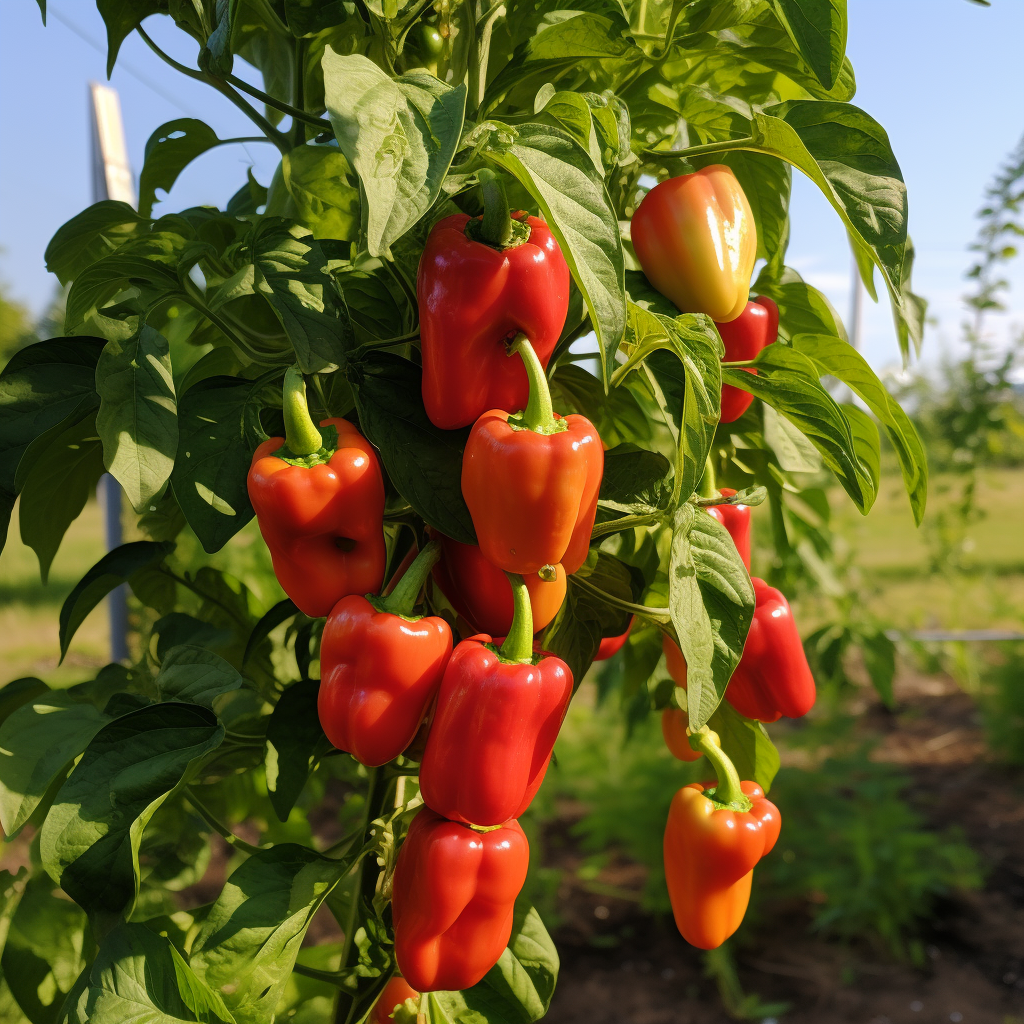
[281,145,360,241]
[0,691,111,839]
[769,0,847,91]
[95,318,178,513]
[349,352,475,543]
[753,265,847,339]
[323,51,466,258]
[156,646,244,708]
[1,873,88,1024]
[96,1,164,74]
[190,845,346,1024]
[138,119,236,218]
[17,400,105,583]
[551,364,652,449]
[762,404,821,474]
[0,678,49,731]
[599,443,671,513]
[721,345,870,512]
[479,121,626,384]
[65,254,182,331]
[0,339,105,538]
[154,613,234,662]
[63,922,235,1023]
[669,505,755,731]
[264,679,331,822]
[431,903,558,1023]
[59,541,175,660]
[169,375,265,553]
[243,599,298,668]
[44,203,150,286]
[40,703,224,926]
[841,403,880,510]
[707,699,780,793]
[791,333,928,523]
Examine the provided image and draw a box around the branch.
[226,73,334,133]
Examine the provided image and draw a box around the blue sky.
[1,0,1022,373]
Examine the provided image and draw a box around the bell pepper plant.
[5,2,931,1021]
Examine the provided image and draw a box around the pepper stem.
[498,573,534,663]
[476,168,514,248]
[697,454,717,499]
[510,334,558,433]
[282,367,323,456]
[380,542,440,617]
[688,727,747,807]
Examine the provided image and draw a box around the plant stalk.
[499,573,535,662]
[510,334,558,432]
[688,728,747,807]
[380,542,440,616]
[283,368,323,455]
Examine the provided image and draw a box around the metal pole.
[89,83,134,664]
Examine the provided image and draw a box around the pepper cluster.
[245,164,822,1015]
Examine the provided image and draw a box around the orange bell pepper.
[631,165,756,322]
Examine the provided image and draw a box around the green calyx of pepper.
[497,572,538,665]
[370,542,441,620]
[464,169,531,251]
[688,727,751,811]
[506,333,567,436]
[272,367,338,466]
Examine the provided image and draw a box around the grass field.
[0,467,1021,689]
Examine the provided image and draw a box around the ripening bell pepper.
[248,368,386,617]
[663,579,816,723]
[707,488,752,570]
[419,575,573,826]
[370,977,420,1024]
[664,729,780,949]
[417,171,570,430]
[661,708,702,762]
[462,335,603,575]
[430,531,566,636]
[727,577,816,722]
[717,296,779,422]
[318,544,453,767]
[632,166,756,322]
[595,615,634,661]
[392,808,530,992]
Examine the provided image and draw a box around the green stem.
[283,367,323,455]
[697,455,717,499]
[643,134,759,161]
[511,334,558,433]
[184,787,264,855]
[721,359,757,368]
[590,511,665,539]
[688,728,747,807]
[380,542,440,616]
[293,963,346,987]
[476,168,514,247]
[498,573,534,662]
[570,574,671,623]
[226,72,333,133]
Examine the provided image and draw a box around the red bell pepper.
[727,577,816,722]
[664,728,780,949]
[662,578,815,723]
[707,488,752,570]
[248,368,386,617]
[462,335,603,576]
[370,977,420,1023]
[594,616,634,661]
[318,543,453,767]
[392,808,529,992]
[661,708,702,762]
[430,530,566,636]
[419,575,573,826]
[716,296,778,422]
[632,166,756,322]
[417,170,570,430]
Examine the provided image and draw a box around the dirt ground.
[544,671,1024,1024]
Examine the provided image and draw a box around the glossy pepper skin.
[392,809,529,992]
[662,580,816,723]
[370,977,419,1023]
[430,532,566,636]
[716,297,779,422]
[661,708,702,762]
[664,780,780,949]
[727,577,816,722]
[417,212,570,430]
[419,637,573,826]
[248,417,386,617]
[318,597,452,767]
[707,489,752,570]
[462,410,603,575]
[632,166,756,322]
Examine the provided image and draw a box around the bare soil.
[544,670,1024,1024]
